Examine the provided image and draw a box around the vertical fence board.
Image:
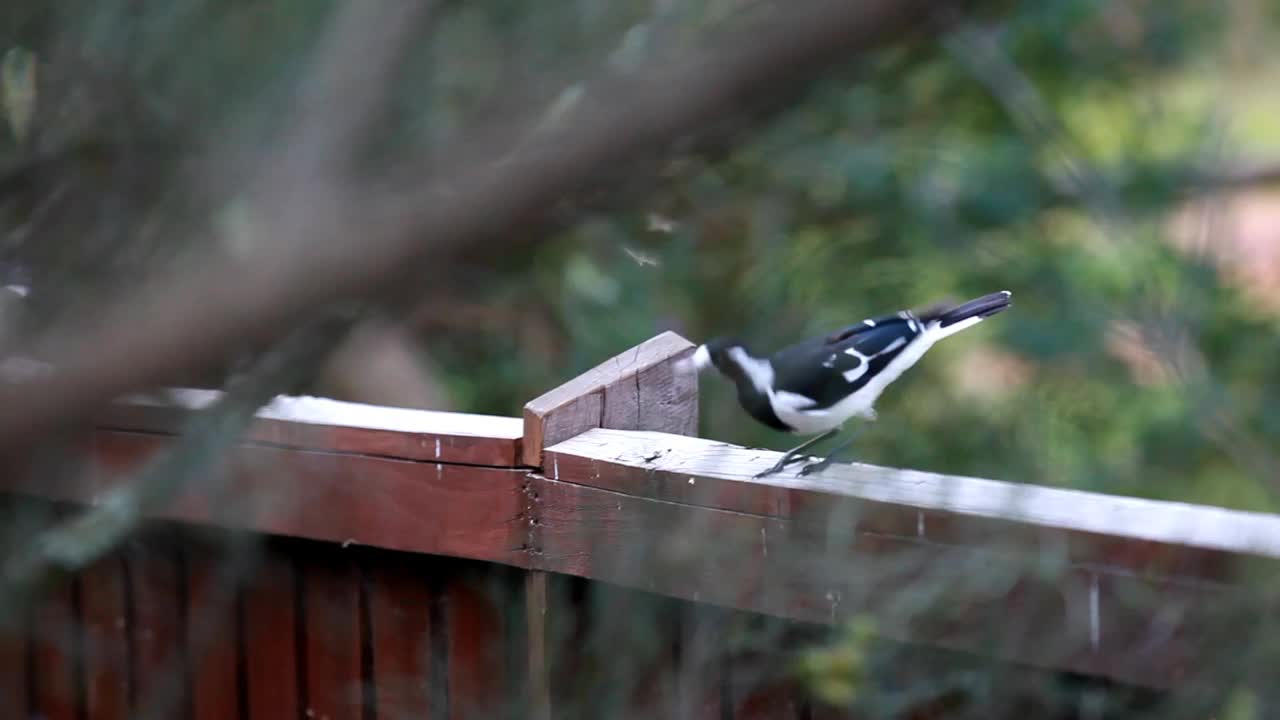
[447,574,509,720]
[30,577,80,720]
[128,534,188,718]
[80,555,131,719]
[301,549,365,720]
[0,612,24,717]
[674,604,726,720]
[242,545,300,719]
[366,553,433,720]
[186,536,244,720]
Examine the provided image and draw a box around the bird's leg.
[754,429,839,478]
[797,429,861,476]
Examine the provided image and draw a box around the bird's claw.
[798,459,836,476]
[754,453,808,478]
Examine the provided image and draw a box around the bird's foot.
[798,457,840,476]
[753,453,809,478]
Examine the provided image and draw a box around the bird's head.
[679,336,759,386]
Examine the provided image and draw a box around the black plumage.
[688,291,1012,476]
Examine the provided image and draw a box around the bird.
[684,290,1012,477]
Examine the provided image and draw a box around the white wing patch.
[773,390,819,411]
[727,347,775,395]
[883,336,907,354]
[842,363,869,383]
[841,346,870,383]
[863,319,875,327]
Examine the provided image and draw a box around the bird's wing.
[773,319,921,410]
[824,309,923,345]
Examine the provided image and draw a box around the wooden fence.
[1,331,1277,718]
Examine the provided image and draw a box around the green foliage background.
[3,0,1280,514]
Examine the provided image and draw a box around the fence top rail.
[6,326,1278,691]
[101,388,525,467]
[544,427,1280,565]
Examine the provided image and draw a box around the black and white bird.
[685,290,1012,477]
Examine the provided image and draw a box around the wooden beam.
[3,374,1275,691]
[543,428,1280,578]
[519,331,699,719]
[80,430,530,567]
[521,331,697,468]
[100,389,525,468]
[537,428,1279,690]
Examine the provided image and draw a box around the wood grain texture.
[242,546,301,720]
[99,390,525,467]
[1,429,97,503]
[126,534,189,718]
[184,537,243,720]
[364,552,433,720]
[86,431,529,567]
[527,463,1256,690]
[544,428,1280,579]
[0,608,24,718]
[524,570,550,720]
[79,555,131,720]
[29,577,80,720]
[532,476,782,610]
[446,573,511,720]
[522,331,697,467]
[300,550,365,720]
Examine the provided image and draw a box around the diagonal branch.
[2,307,357,598]
[0,0,970,451]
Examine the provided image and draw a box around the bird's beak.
[675,344,712,374]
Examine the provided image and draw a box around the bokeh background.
[12,1,1265,506]
[3,1,1280,716]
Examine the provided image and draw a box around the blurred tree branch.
[2,307,357,598]
[0,0,970,450]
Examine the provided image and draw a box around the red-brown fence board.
[79,555,130,719]
[29,576,80,720]
[445,571,512,720]
[185,536,244,720]
[92,430,530,567]
[365,552,434,719]
[241,545,302,720]
[3,331,1278,718]
[0,613,24,717]
[126,533,189,718]
[300,550,366,720]
[100,391,525,468]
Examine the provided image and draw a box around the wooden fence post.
[521,331,699,719]
[522,331,698,468]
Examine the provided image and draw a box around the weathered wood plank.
[532,476,782,609]
[87,430,529,567]
[522,331,697,467]
[100,390,525,467]
[527,460,1259,690]
[446,573,511,720]
[126,533,189,718]
[300,549,365,720]
[0,608,24,718]
[544,428,1280,579]
[242,546,301,719]
[29,577,80,720]
[185,536,243,720]
[79,555,131,720]
[524,570,550,720]
[364,551,433,720]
